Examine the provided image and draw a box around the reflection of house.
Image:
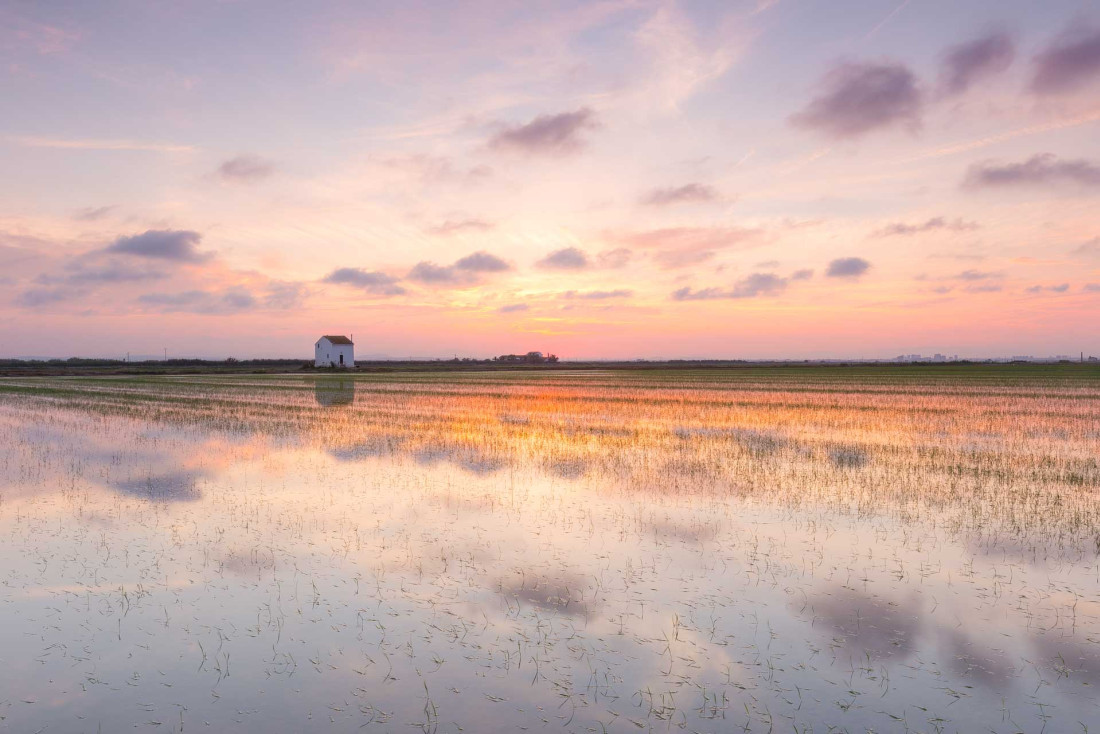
[315,335,355,368]
[314,380,356,407]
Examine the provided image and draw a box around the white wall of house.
[314,338,355,368]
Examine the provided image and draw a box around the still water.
[1,370,1098,732]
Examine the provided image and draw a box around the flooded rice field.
[1,368,1099,733]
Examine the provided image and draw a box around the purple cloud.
[672,272,789,301]
[955,269,1001,281]
[1025,283,1070,293]
[218,155,275,182]
[537,247,589,270]
[791,62,922,138]
[15,287,79,308]
[790,269,814,280]
[407,261,465,284]
[106,229,213,263]
[873,217,979,237]
[453,251,511,273]
[73,205,116,222]
[498,303,529,313]
[940,33,1015,95]
[489,109,597,155]
[1084,283,1100,292]
[560,289,633,300]
[964,154,1100,188]
[37,261,167,285]
[597,248,632,269]
[826,257,871,278]
[1031,27,1100,95]
[323,267,406,295]
[408,251,511,285]
[640,183,719,206]
[138,288,258,314]
[1073,237,1100,256]
[428,219,495,236]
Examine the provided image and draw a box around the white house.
[315,335,355,368]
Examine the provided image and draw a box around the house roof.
[321,335,353,345]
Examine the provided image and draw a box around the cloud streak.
[640,183,719,206]
[873,217,979,237]
[964,154,1100,188]
[217,155,275,183]
[323,268,406,295]
[488,109,598,155]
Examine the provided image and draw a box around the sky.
[1,0,1099,360]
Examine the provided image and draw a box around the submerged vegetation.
[0,367,1098,731]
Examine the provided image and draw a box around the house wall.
[314,339,355,367]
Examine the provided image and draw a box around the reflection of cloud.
[113,470,202,502]
[940,630,1016,689]
[806,587,921,660]
[315,380,356,407]
[498,571,592,616]
[1032,633,1100,685]
[412,446,505,476]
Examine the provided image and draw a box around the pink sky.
[1,0,1099,359]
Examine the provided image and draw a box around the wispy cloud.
[217,154,275,183]
[488,109,598,156]
[560,289,633,300]
[427,219,495,236]
[873,217,979,237]
[640,183,719,206]
[964,154,1100,188]
[672,272,788,301]
[498,303,529,313]
[6,135,195,152]
[1025,283,1070,293]
[73,205,117,222]
[322,268,406,296]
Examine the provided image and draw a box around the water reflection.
[0,372,1098,732]
[314,378,356,407]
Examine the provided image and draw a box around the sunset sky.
[2,0,1099,359]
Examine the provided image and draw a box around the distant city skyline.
[2,0,1099,358]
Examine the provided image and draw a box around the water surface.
[1,370,1099,732]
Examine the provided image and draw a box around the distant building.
[315,335,355,368]
[494,351,559,364]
